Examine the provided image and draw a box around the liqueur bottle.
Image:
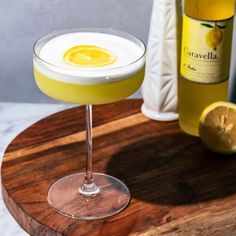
[179,0,235,136]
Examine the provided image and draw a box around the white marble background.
[0,102,72,236]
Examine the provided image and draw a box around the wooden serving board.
[2,99,236,236]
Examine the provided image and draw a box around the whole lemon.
[206,28,223,50]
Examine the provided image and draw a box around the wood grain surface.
[2,99,236,236]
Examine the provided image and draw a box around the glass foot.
[47,173,131,220]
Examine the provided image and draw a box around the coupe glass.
[33,28,146,219]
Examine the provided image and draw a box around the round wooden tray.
[2,99,236,236]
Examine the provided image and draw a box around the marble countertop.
[0,102,72,236]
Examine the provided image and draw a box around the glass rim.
[33,28,146,72]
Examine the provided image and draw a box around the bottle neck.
[184,0,235,21]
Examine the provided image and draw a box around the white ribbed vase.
[141,0,182,121]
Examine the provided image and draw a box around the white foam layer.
[34,32,145,85]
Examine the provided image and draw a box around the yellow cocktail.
[34,30,145,104]
[33,28,146,220]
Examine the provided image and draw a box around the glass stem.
[79,104,99,197]
[85,104,93,183]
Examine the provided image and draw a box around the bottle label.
[181,14,233,84]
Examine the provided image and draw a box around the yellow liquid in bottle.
[179,0,235,136]
[185,0,235,21]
